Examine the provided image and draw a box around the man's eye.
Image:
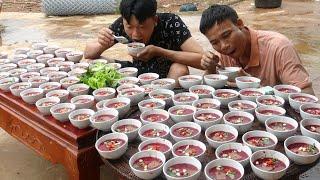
[222,32,231,38]
[210,40,218,45]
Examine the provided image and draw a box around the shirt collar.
[244,27,260,70]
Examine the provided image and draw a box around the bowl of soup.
[118,67,138,77]
[300,118,320,141]
[242,130,278,152]
[103,97,131,118]
[20,72,40,82]
[43,45,60,54]
[300,103,320,119]
[71,95,94,109]
[0,63,18,72]
[192,98,221,111]
[9,82,31,97]
[193,109,223,130]
[138,98,166,113]
[32,42,48,50]
[90,108,119,131]
[228,100,257,114]
[0,72,10,80]
[66,51,83,63]
[69,109,94,129]
[255,106,286,124]
[163,156,201,180]
[140,109,170,125]
[111,119,142,142]
[129,150,165,179]
[205,158,244,180]
[172,139,206,161]
[8,68,28,78]
[60,76,80,89]
[54,48,73,58]
[47,71,68,82]
[289,93,319,112]
[28,76,49,88]
[18,59,37,69]
[47,57,65,67]
[215,142,252,167]
[127,42,146,57]
[35,97,60,115]
[217,67,241,81]
[223,111,255,134]
[40,67,59,76]
[116,83,139,94]
[0,77,19,92]
[36,54,54,65]
[140,84,158,94]
[239,88,265,102]
[256,95,285,107]
[39,82,61,94]
[173,92,199,106]
[20,88,44,104]
[273,84,301,101]
[50,103,76,122]
[71,62,89,71]
[118,76,140,85]
[46,89,69,103]
[250,150,289,180]
[170,122,201,142]
[235,76,261,89]
[212,89,239,107]
[93,87,116,102]
[27,50,44,59]
[203,74,228,89]
[106,62,121,70]
[26,63,45,73]
[151,78,176,90]
[57,61,74,72]
[168,105,196,123]
[205,124,238,149]
[178,75,202,89]
[189,85,215,99]
[284,135,320,165]
[138,73,159,85]
[96,132,128,159]
[117,87,145,105]
[14,47,30,55]
[265,116,298,141]
[138,123,170,141]
[138,138,172,159]
[149,89,175,106]
[67,83,90,97]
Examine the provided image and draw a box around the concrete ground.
[0,0,319,179]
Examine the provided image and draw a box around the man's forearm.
[84,41,108,59]
[301,86,315,95]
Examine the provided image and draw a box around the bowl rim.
[95,132,129,153]
[284,135,320,157]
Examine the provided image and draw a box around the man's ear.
[236,19,244,29]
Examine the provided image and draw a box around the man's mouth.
[227,49,236,56]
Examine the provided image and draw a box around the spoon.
[208,51,225,70]
[113,35,129,44]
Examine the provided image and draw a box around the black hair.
[120,0,157,23]
[200,4,238,34]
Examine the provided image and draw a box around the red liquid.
[140,75,156,80]
[246,137,275,147]
[72,87,87,92]
[142,129,167,138]
[152,93,171,100]
[259,110,282,115]
[209,166,242,180]
[107,102,126,108]
[144,114,167,122]
[96,91,112,96]
[288,143,319,155]
[143,87,154,93]
[305,125,320,134]
[268,122,295,131]
[219,149,249,161]
[172,127,198,137]
[254,158,286,172]
[31,79,46,83]
[98,139,125,151]
[116,124,138,133]
[210,131,235,141]
[304,108,320,115]
[12,85,29,90]
[174,96,197,102]
[122,90,142,96]
[142,143,170,152]
[216,92,237,98]
[293,96,317,103]
[238,78,255,82]
[174,145,203,157]
[181,77,200,81]
[142,102,162,108]
[25,92,41,96]
[195,102,217,109]
[227,116,251,124]
[72,114,90,121]
[120,80,136,84]
[39,101,56,107]
[133,157,162,171]
[167,164,198,178]
[49,93,67,98]
[259,99,282,106]
[231,103,255,110]
[43,85,59,90]
[94,115,115,122]
[121,70,135,75]
[278,88,298,93]
[196,113,220,121]
[153,81,171,86]
[171,108,194,115]
[192,89,211,95]
[74,98,91,104]
[54,107,72,113]
[64,80,78,84]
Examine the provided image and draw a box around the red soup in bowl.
[133,157,162,171]
[144,114,167,122]
[216,92,237,98]
[72,114,91,121]
[142,143,170,152]
[287,143,319,155]
[142,129,167,138]
[115,124,138,133]
[93,115,116,122]
[54,107,72,113]
[74,98,91,104]
[231,103,255,110]
[305,125,320,134]
[171,108,194,115]
[142,102,162,108]
[39,101,57,107]
[254,157,286,171]
[227,116,251,124]
[246,137,275,147]
[191,89,211,95]
[304,108,320,115]
[209,166,242,180]
[258,110,282,115]
[174,145,203,157]
[174,96,196,102]
[172,127,198,137]
[152,93,171,100]
[196,113,220,121]
[167,163,198,177]
[293,96,317,103]
[98,139,125,151]
[219,149,249,161]
[195,102,217,109]
[268,122,294,131]
[278,88,298,93]
[210,131,235,141]
[259,99,282,106]
[107,102,127,108]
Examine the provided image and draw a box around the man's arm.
[302,86,315,95]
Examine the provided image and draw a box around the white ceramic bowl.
[0,77,19,92]
[47,57,65,67]
[95,132,128,159]
[265,116,298,141]
[192,98,221,111]
[138,138,172,159]
[69,109,95,129]
[8,68,28,78]
[284,135,320,165]
[138,99,166,113]
[127,42,146,57]
[32,42,47,50]
[273,84,301,101]
[116,83,139,94]
[118,67,138,77]
[71,62,89,70]
[193,109,223,131]
[47,71,68,82]
[20,72,40,82]
[36,54,54,64]
[255,106,286,124]
[173,92,199,106]
[28,76,49,88]
[95,99,109,110]
[68,68,87,78]
[205,158,244,180]
[90,108,119,131]
[117,87,145,105]
[26,63,45,73]
[0,59,10,65]
[250,150,289,180]
[239,88,265,102]
[57,61,74,72]
[205,124,238,149]
[55,48,73,58]
[170,122,201,142]
[103,97,131,118]
[14,47,30,55]
[0,72,10,80]
[242,130,278,152]
[149,89,175,106]
[39,82,61,94]
[27,50,44,60]
[228,100,257,114]
[178,75,203,89]
[289,93,319,112]
[66,51,83,63]
[0,63,18,72]
[67,83,90,97]
[106,63,121,70]
[212,89,239,107]
[43,45,60,54]
[118,76,140,85]
[300,118,320,141]
[60,76,80,89]
[168,105,196,123]
[163,156,201,180]
[189,85,215,99]
[129,150,165,180]
[70,95,94,109]
[300,103,320,119]
[0,52,8,59]
[35,97,60,115]
[111,119,142,142]
[151,78,176,90]
[20,88,44,104]
[217,67,241,81]
[140,109,170,125]
[12,54,28,63]
[235,76,261,89]
[138,123,170,141]
[17,59,37,68]
[215,142,252,167]
[138,73,159,85]
[39,67,59,76]
[9,82,32,96]
[172,139,206,161]
[46,89,69,103]
[223,111,255,134]
[203,74,228,89]
[256,95,285,107]
[89,59,108,65]
[92,87,116,102]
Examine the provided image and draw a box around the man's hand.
[201,51,220,73]
[135,45,160,62]
[97,28,115,48]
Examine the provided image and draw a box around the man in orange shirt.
[200,4,314,94]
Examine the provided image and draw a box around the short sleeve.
[165,15,191,49]
[276,44,312,89]
[109,17,125,36]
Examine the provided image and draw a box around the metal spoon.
[208,51,225,70]
[113,35,129,44]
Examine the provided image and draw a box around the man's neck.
[239,28,251,68]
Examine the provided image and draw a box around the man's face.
[205,19,247,59]
[123,15,157,44]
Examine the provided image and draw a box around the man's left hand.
[135,45,161,62]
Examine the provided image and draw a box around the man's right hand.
[98,28,115,48]
[201,51,220,73]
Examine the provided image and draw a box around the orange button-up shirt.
[219,27,311,89]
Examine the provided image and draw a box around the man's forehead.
[206,20,235,38]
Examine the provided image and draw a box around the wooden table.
[98,89,320,180]
[0,90,101,180]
